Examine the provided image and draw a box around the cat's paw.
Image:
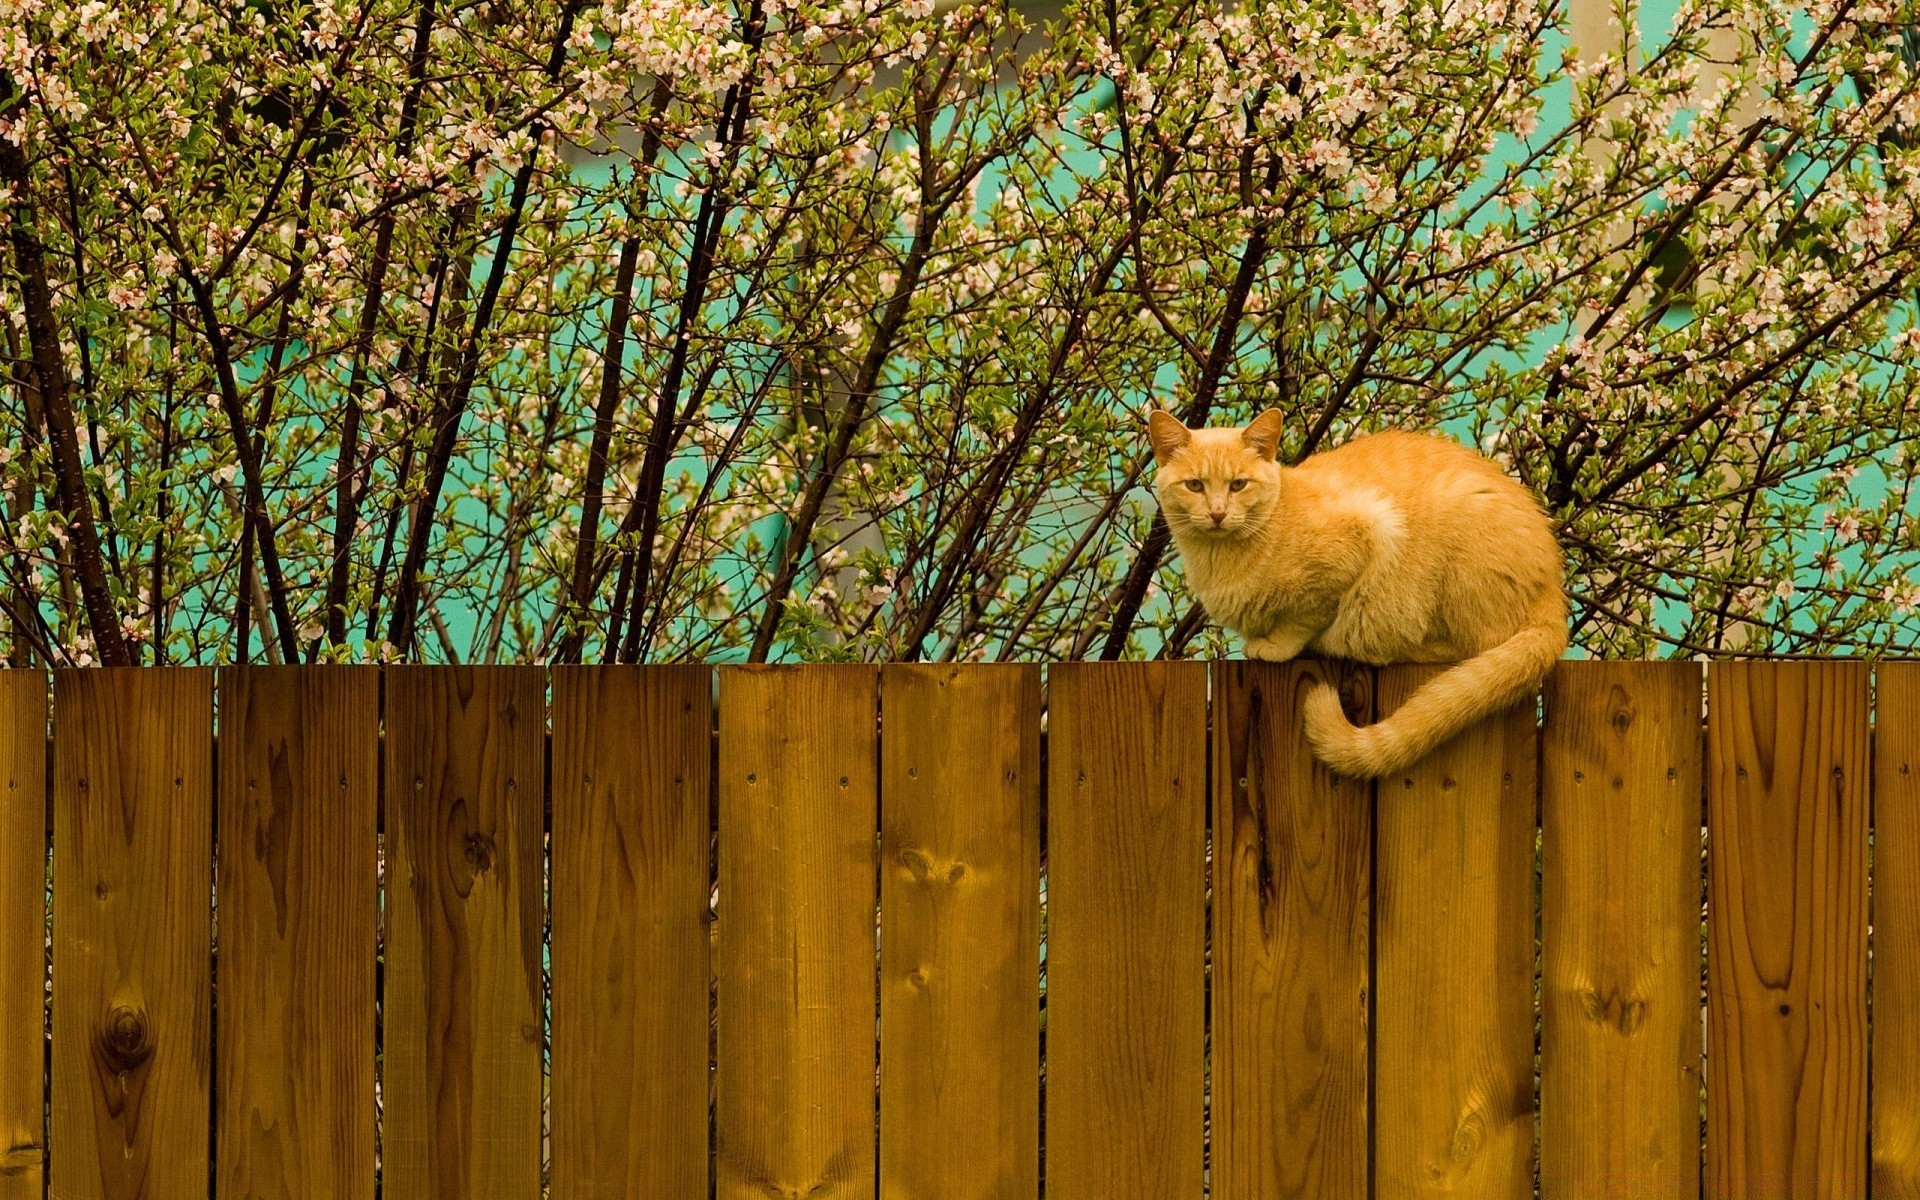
[1243,629,1311,661]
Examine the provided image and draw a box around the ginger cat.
[1148,409,1567,777]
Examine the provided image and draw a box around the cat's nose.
[1209,510,1226,526]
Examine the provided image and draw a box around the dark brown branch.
[323,0,438,653]
[0,79,131,664]
[744,60,1019,661]
[555,79,672,663]
[182,270,301,662]
[613,16,765,664]
[1099,188,1281,660]
[386,0,587,655]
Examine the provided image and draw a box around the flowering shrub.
[2,0,1917,664]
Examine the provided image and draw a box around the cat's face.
[1147,409,1284,538]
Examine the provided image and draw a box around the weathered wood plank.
[1373,664,1536,1200]
[1540,661,1702,1197]
[215,666,378,1200]
[550,666,712,1199]
[715,665,878,1200]
[1878,661,1920,1196]
[51,668,212,1200]
[384,666,545,1199]
[1706,660,1868,1199]
[1211,660,1371,1200]
[1044,661,1207,1200]
[0,672,45,1198]
[878,664,1040,1200]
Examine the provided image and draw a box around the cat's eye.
[1183,479,1205,493]
[1229,478,1249,492]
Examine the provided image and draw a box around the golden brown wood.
[550,665,712,1199]
[716,666,878,1200]
[1373,664,1536,1200]
[1540,661,1702,1197]
[0,673,45,1198]
[51,668,212,1200]
[216,666,378,1200]
[1704,661,1868,1197]
[1211,661,1371,1200]
[878,664,1040,1200]
[384,666,545,1199]
[1879,662,1920,1196]
[1045,661,1207,1200]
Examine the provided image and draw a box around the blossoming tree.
[2,0,1916,665]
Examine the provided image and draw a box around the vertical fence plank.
[550,666,712,1199]
[384,666,545,1199]
[51,669,212,1200]
[1540,661,1702,1197]
[1045,661,1207,1200]
[1879,661,1920,1196]
[1374,665,1536,1200]
[216,667,378,1200]
[1705,661,1868,1197]
[1211,661,1371,1200]
[879,664,1040,1200]
[0,672,45,1196]
[715,665,878,1200]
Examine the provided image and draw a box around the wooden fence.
[0,660,1912,1199]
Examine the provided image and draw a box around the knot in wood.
[463,831,497,875]
[898,848,933,882]
[1448,1110,1485,1168]
[98,1004,154,1072]
[1578,987,1646,1034]
[0,1138,43,1176]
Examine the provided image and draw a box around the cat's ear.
[1242,409,1285,461]
[1147,409,1191,464]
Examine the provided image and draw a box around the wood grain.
[1540,661,1702,1197]
[1373,664,1536,1200]
[715,666,878,1200]
[0,673,44,1198]
[216,666,378,1200]
[1211,660,1371,1200]
[1044,661,1207,1200]
[878,664,1040,1200]
[550,665,712,1199]
[1706,660,1868,1198]
[384,666,545,1199]
[1878,661,1920,1196]
[51,668,212,1200]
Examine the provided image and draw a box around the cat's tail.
[1302,591,1568,778]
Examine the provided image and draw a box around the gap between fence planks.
[0,672,45,1198]
[879,664,1041,1200]
[1211,660,1372,1200]
[51,669,212,1200]
[1707,660,1870,1199]
[550,665,713,1199]
[384,666,545,1199]
[1540,661,1702,1197]
[1045,661,1208,1200]
[1373,664,1536,1200]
